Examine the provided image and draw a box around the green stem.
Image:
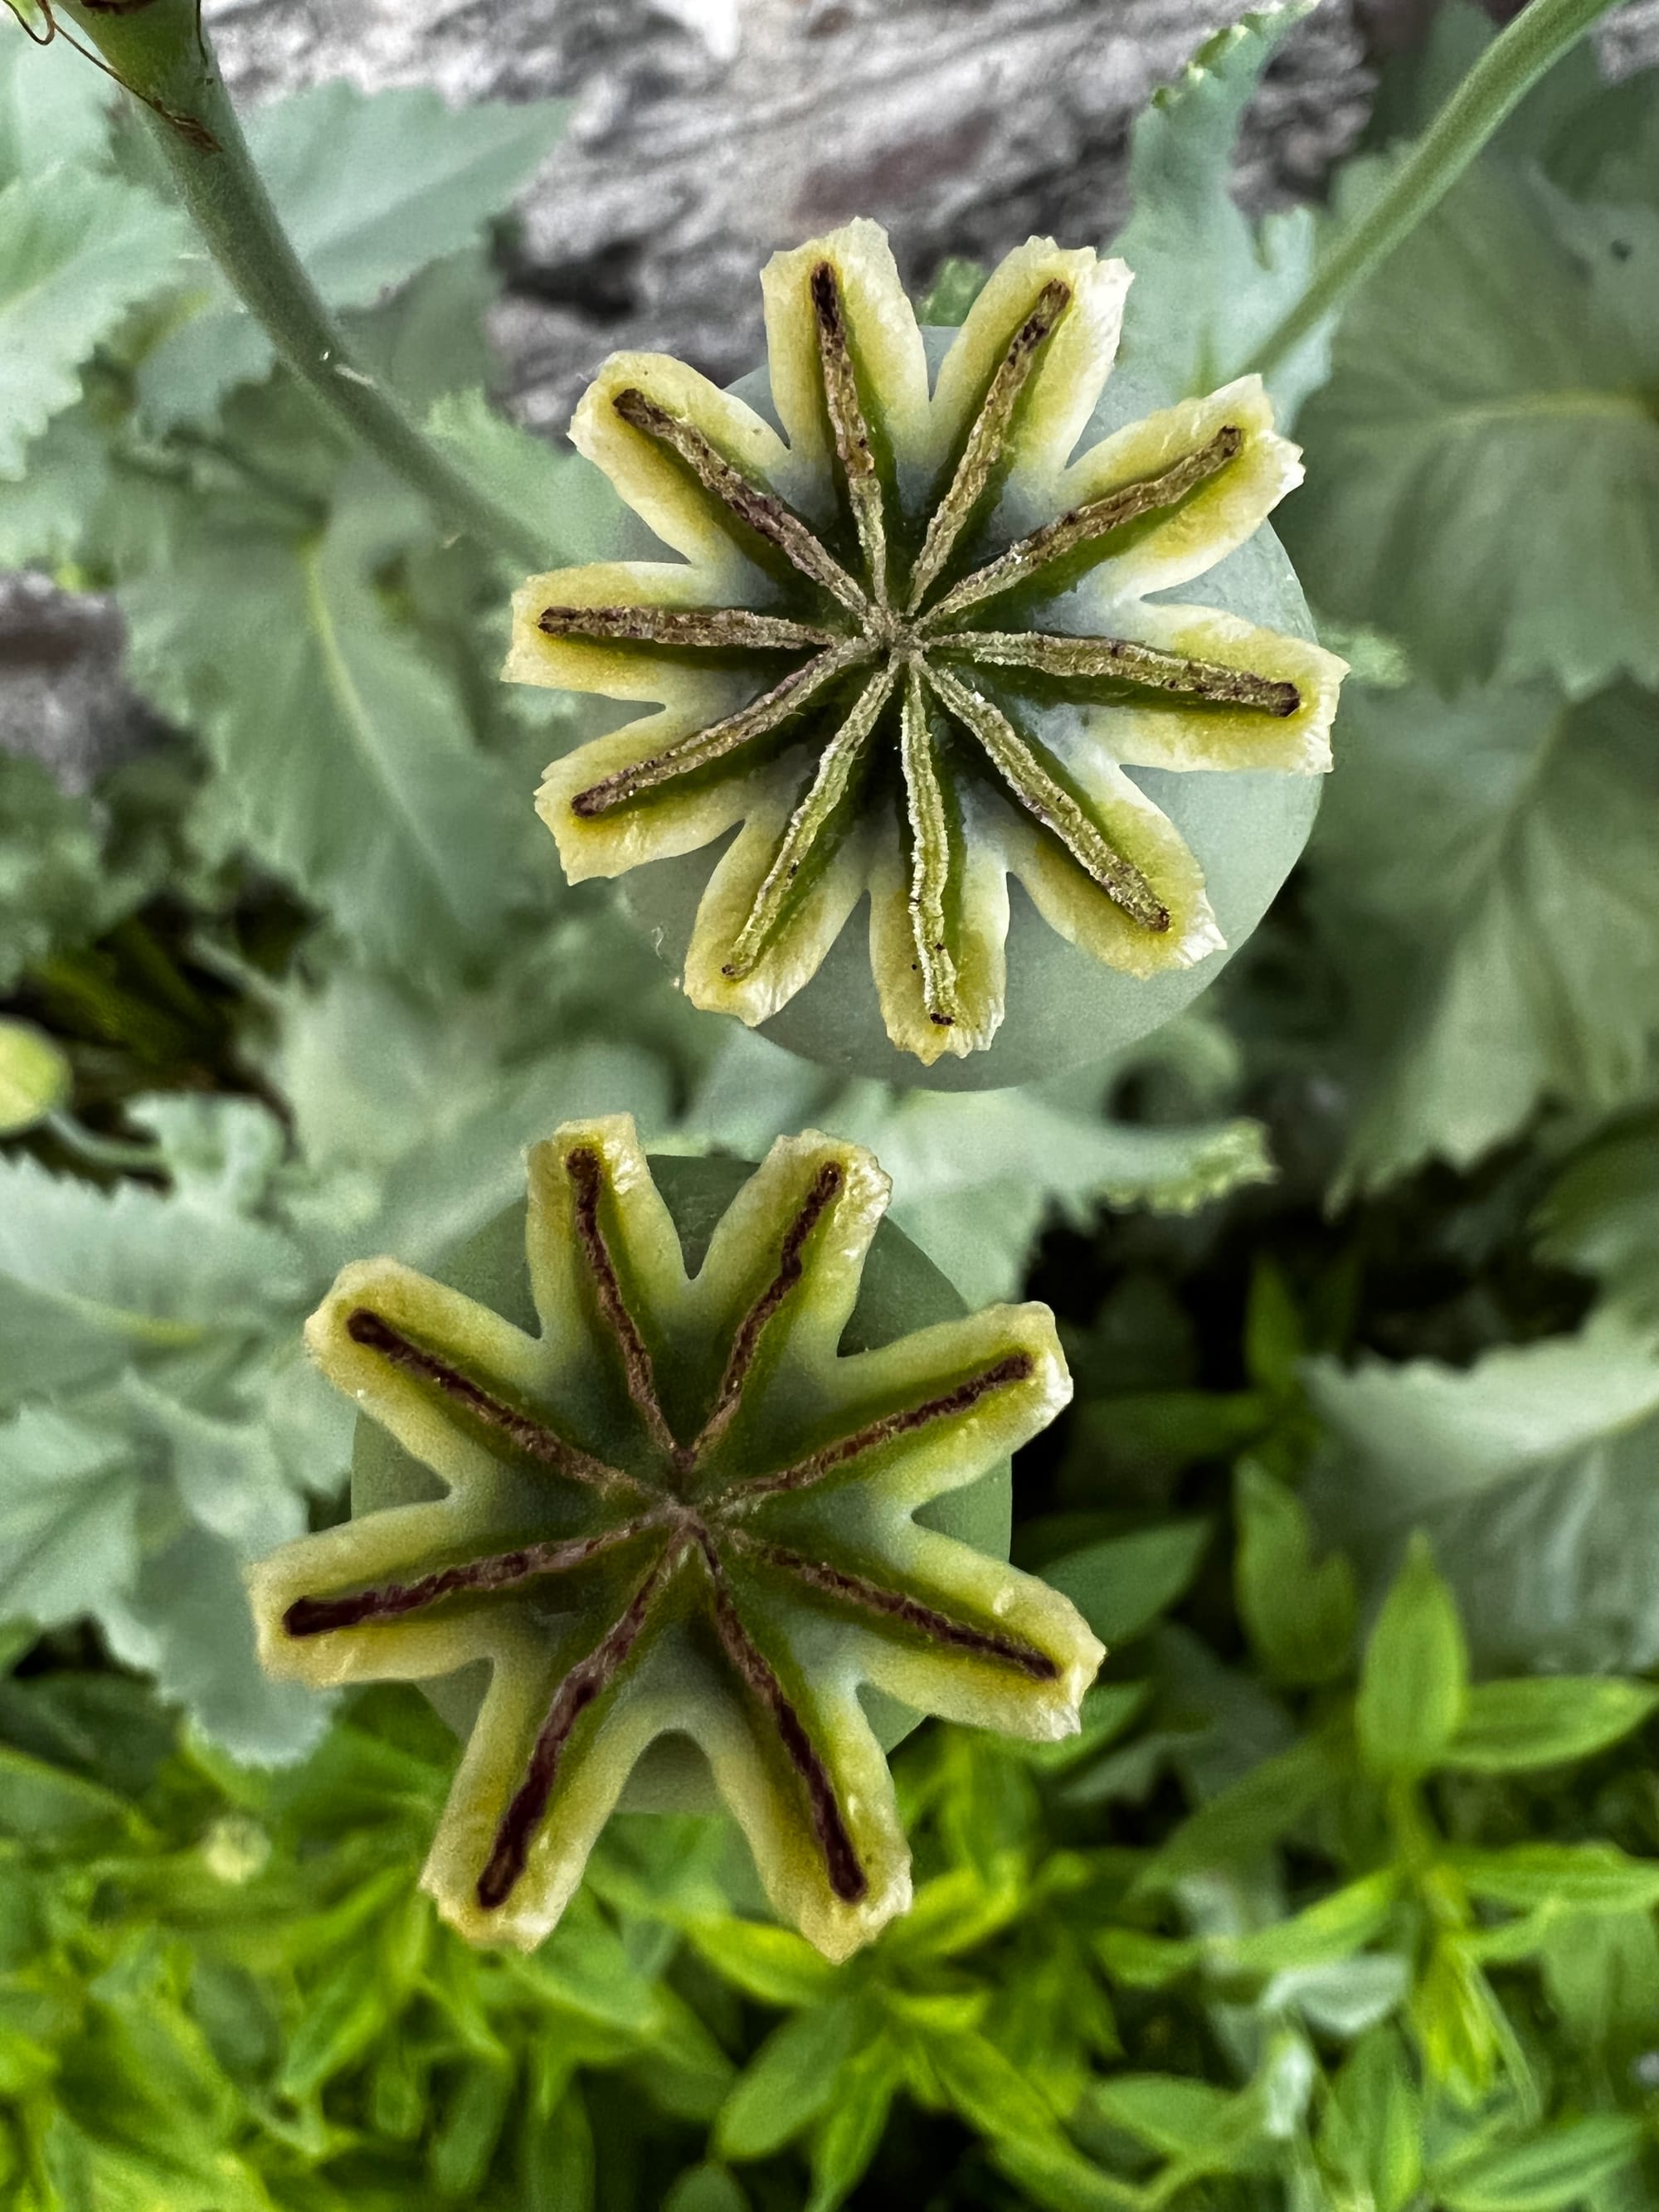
[58,0,547,571]
[1240,0,1623,382]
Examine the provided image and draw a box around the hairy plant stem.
[1242,0,1624,382]
[58,0,547,571]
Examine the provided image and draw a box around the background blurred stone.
[8,0,1659,792]
[204,0,1375,433]
[0,576,159,794]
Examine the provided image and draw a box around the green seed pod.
[248,1118,1099,1961]
[507,221,1345,1087]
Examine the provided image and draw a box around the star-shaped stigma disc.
[248,1117,1100,1960]
[508,220,1345,1065]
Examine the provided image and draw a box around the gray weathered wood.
[204,0,1374,431]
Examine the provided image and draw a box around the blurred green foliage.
[3,2,1659,2204]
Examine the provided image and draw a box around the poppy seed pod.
[508,220,1345,1085]
[247,1119,1100,1961]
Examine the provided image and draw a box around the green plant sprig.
[1241,0,1625,380]
[52,0,547,570]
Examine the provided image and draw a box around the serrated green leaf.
[1535,1111,1659,1325]
[111,1371,303,1555]
[128,1094,286,1218]
[351,249,499,413]
[1443,1676,1659,1772]
[0,22,113,186]
[1436,2117,1642,2212]
[426,388,625,566]
[1234,1460,1356,1685]
[685,1028,1272,1305]
[1286,163,1659,698]
[1306,1317,1659,1673]
[0,385,200,579]
[1357,1534,1467,1777]
[103,1520,327,1765]
[0,1401,135,1628]
[880,1106,1272,1305]
[0,164,183,476]
[0,1155,304,1409]
[1044,1520,1210,1646]
[121,492,531,980]
[1111,3,1323,416]
[1307,682,1659,1192]
[134,83,567,424]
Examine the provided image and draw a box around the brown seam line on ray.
[693,1159,844,1458]
[612,386,868,618]
[565,1147,688,1471]
[539,605,841,654]
[716,1349,1035,1509]
[718,658,900,984]
[343,1309,645,1500]
[904,277,1073,615]
[810,260,888,608]
[699,1535,867,1903]
[943,630,1301,717]
[283,1514,664,1638]
[568,634,871,820]
[922,660,1171,934]
[725,1528,1058,1681]
[922,424,1243,628]
[475,1542,679,1911]
[898,660,961,1030]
